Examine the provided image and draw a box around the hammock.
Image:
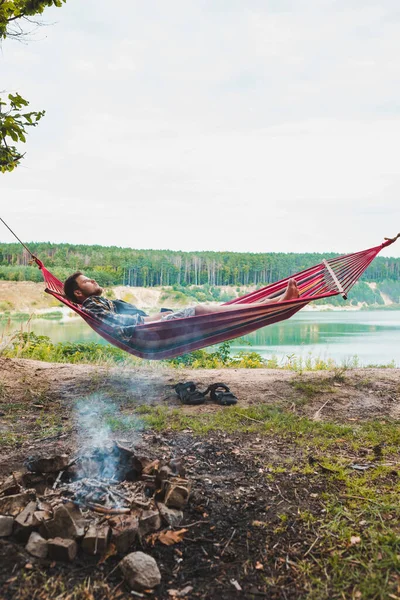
[30,235,398,360]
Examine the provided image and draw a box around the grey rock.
[111,516,139,554]
[0,515,14,537]
[41,505,83,539]
[157,503,183,527]
[26,532,48,559]
[81,524,110,555]
[14,501,39,541]
[26,454,69,474]
[47,537,78,562]
[119,551,161,591]
[139,509,161,536]
[164,478,191,509]
[15,501,38,528]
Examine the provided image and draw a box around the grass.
[2,330,396,371]
[291,377,335,398]
[296,466,400,599]
[0,311,63,321]
[102,403,400,454]
[0,431,25,446]
[0,402,67,449]
[98,403,400,599]
[4,572,122,600]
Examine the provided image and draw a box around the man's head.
[64,272,103,304]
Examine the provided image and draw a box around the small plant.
[332,365,348,383]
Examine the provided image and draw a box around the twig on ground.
[239,414,264,424]
[185,537,216,543]
[341,494,385,506]
[304,535,320,557]
[52,470,64,490]
[104,563,119,582]
[275,484,291,504]
[221,528,236,556]
[184,519,210,528]
[312,398,332,420]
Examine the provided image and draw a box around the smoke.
[74,393,144,480]
[76,394,114,451]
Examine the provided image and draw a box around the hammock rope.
[0,217,398,360]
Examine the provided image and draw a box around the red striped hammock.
[34,236,398,360]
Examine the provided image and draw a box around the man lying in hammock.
[64,272,299,342]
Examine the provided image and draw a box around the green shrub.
[2,332,131,365]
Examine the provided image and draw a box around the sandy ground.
[1,358,399,419]
[1,282,248,313]
[0,281,374,314]
[0,281,176,313]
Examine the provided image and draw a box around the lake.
[1,310,399,367]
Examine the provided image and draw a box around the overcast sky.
[1,0,400,257]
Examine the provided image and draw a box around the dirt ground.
[0,358,399,599]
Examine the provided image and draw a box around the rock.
[163,478,191,509]
[15,501,38,528]
[33,510,52,524]
[26,454,69,474]
[139,508,161,536]
[0,472,24,496]
[0,491,36,516]
[111,515,139,554]
[21,473,48,495]
[0,515,14,537]
[14,501,39,541]
[26,532,48,559]
[168,586,194,598]
[119,551,161,591]
[157,465,174,483]
[47,537,78,562]
[157,503,183,527]
[81,524,110,555]
[41,505,83,539]
[170,459,186,477]
[62,502,86,530]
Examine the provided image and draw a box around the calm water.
[1,310,400,366]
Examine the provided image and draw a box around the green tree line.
[0,242,399,290]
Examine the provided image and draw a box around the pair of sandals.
[174,381,238,406]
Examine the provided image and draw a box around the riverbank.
[1,281,399,316]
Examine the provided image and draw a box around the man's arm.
[82,297,144,340]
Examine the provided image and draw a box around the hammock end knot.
[31,256,44,269]
[383,233,400,246]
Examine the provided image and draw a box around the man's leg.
[143,280,300,322]
[194,279,300,316]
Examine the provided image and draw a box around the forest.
[0,241,399,285]
[1,241,399,306]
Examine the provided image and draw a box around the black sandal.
[204,383,238,406]
[174,382,206,405]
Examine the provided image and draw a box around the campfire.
[0,441,191,590]
[52,442,188,513]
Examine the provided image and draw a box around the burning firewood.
[0,445,192,565]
